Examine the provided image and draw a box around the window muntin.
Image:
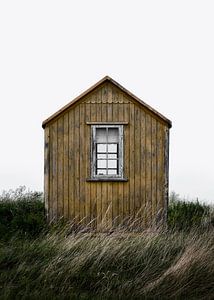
[91,125,123,178]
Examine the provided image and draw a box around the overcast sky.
[0,1,214,203]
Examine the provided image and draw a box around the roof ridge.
[42,76,172,128]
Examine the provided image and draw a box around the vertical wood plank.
[129,103,135,222]
[57,118,64,218]
[112,102,119,226]
[102,84,108,104]
[118,102,124,225]
[107,96,113,120]
[52,122,58,220]
[95,98,102,230]
[96,88,102,228]
[97,87,102,104]
[96,89,102,122]
[156,123,164,225]
[63,113,69,219]
[48,126,53,221]
[164,126,169,226]
[151,118,157,225]
[123,103,130,224]
[96,183,102,230]
[90,101,97,228]
[107,90,113,229]
[44,127,50,221]
[140,110,146,227]
[85,103,91,226]
[68,109,75,222]
[108,83,113,103]
[134,106,141,225]
[101,90,108,120]
[79,103,86,225]
[145,114,152,226]
[101,87,109,229]
[74,105,80,223]
[112,86,119,103]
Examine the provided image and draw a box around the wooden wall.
[44,82,169,229]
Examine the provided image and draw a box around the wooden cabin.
[42,76,172,230]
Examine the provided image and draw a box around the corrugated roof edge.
[42,76,172,128]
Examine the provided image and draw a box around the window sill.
[86,177,128,182]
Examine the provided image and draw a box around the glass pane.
[108,160,117,168]
[96,128,107,142]
[97,154,107,159]
[108,169,117,175]
[108,144,117,153]
[97,169,107,175]
[108,154,117,159]
[108,128,119,143]
[97,160,107,168]
[97,144,107,153]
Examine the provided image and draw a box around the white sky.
[0,1,214,203]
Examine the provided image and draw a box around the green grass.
[168,192,214,230]
[0,186,46,239]
[0,188,214,299]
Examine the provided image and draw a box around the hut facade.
[42,76,172,229]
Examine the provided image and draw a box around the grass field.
[0,187,213,299]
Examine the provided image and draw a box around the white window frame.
[91,125,124,179]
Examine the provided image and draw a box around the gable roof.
[42,76,172,128]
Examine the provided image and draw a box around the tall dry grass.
[0,188,214,299]
[0,227,214,299]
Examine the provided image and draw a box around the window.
[91,125,124,179]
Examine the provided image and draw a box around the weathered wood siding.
[44,82,169,229]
